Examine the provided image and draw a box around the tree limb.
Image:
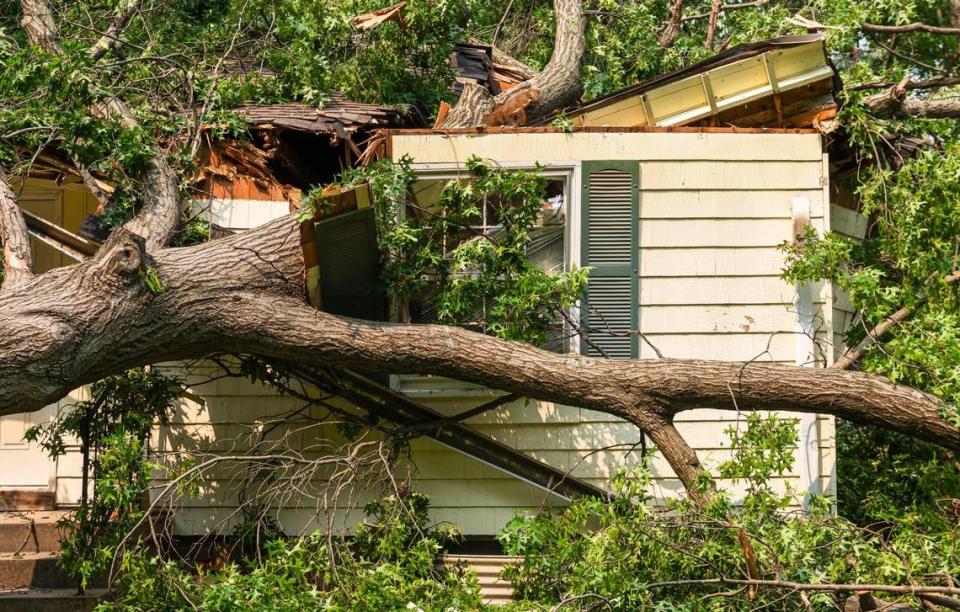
[864,78,960,118]
[681,0,767,23]
[0,174,34,290]
[832,270,959,371]
[19,0,61,51]
[705,0,722,50]
[441,0,585,127]
[0,215,956,494]
[19,0,181,249]
[862,22,960,36]
[659,0,685,48]
[88,0,142,62]
[848,76,960,91]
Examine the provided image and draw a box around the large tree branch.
[0,175,34,290]
[659,0,685,48]
[848,76,960,91]
[0,215,955,493]
[19,0,181,249]
[864,79,960,118]
[19,0,61,51]
[441,0,585,127]
[705,0,722,50]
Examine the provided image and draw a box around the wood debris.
[352,1,406,31]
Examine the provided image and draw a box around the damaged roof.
[547,34,840,130]
[234,94,415,140]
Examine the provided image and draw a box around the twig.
[833,269,959,370]
[863,22,960,36]
[681,0,767,22]
[644,577,960,596]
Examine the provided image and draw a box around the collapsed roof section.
[195,96,423,213]
[451,41,528,98]
[548,34,839,130]
[234,94,412,142]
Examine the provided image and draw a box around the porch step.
[0,512,69,553]
[445,554,517,605]
[0,552,103,591]
[0,588,106,611]
[0,491,55,512]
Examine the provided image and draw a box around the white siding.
[378,131,839,533]
[63,132,843,538]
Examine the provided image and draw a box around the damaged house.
[0,35,869,603]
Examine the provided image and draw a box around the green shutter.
[313,208,384,321]
[581,161,639,359]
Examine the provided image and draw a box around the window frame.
[402,161,583,354]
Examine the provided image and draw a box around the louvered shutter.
[581,162,639,359]
[313,208,385,321]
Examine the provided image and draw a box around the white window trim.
[406,162,584,354]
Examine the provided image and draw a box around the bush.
[99,492,486,611]
[497,414,960,610]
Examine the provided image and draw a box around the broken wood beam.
[291,366,607,501]
[21,208,100,260]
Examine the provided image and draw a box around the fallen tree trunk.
[0,213,953,491]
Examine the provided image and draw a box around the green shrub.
[99,492,486,611]
[498,414,960,610]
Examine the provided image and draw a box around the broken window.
[400,174,570,352]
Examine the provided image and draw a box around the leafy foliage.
[25,369,180,589]
[499,415,960,610]
[98,492,486,611]
[327,155,587,344]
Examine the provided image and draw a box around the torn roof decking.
[234,95,417,141]
[552,34,838,130]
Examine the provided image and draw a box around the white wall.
[42,133,845,539]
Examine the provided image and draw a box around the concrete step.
[0,588,106,611]
[0,553,103,591]
[0,512,69,554]
[0,491,56,513]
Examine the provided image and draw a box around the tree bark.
[440,0,585,127]
[88,0,142,62]
[864,81,960,118]
[705,0,722,50]
[862,22,960,36]
[0,213,956,492]
[0,177,34,290]
[659,0,685,48]
[19,0,181,251]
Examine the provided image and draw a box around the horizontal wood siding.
[73,132,839,539]
[384,133,834,534]
[389,132,824,164]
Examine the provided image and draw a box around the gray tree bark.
[0,210,955,491]
[440,0,585,127]
[5,0,960,498]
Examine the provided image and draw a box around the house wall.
[386,130,839,529]
[0,180,101,497]
[12,132,848,539]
